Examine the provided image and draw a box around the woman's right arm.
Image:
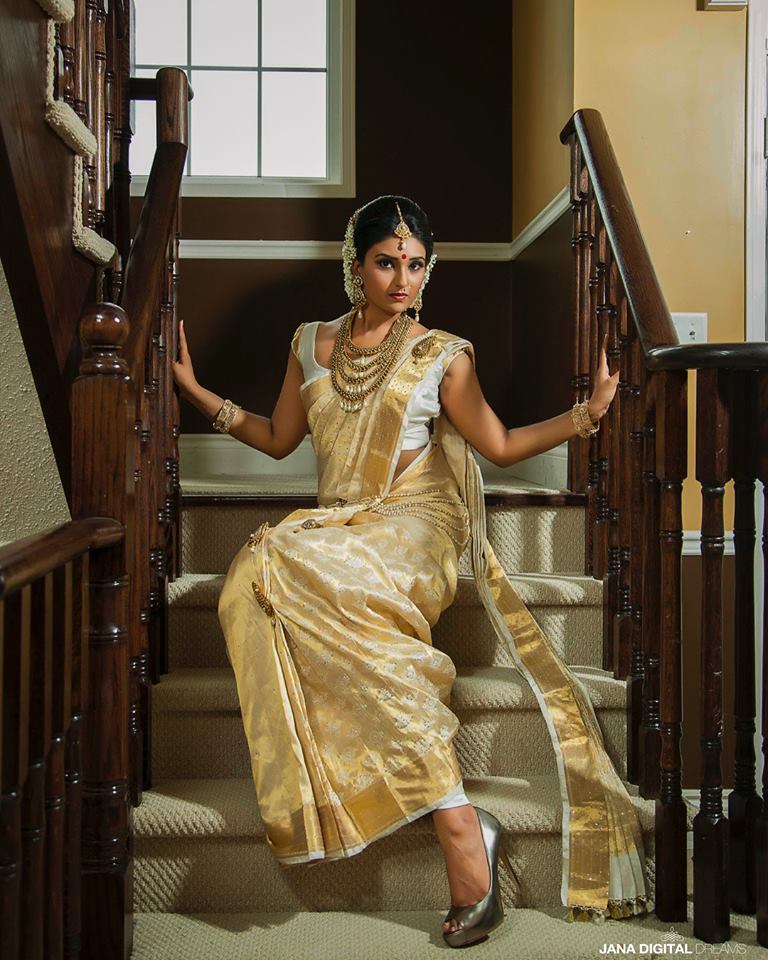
[172,319,309,460]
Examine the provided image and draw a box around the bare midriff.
[392,444,429,483]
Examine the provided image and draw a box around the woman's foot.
[431,804,491,935]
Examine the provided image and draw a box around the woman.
[172,195,649,948]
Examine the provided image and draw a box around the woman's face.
[352,235,428,318]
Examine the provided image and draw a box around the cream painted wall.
[512,0,574,237]
[573,0,747,530]
[512,0,747,530]
[0,261,70,547]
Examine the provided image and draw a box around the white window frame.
[129,0,355,198]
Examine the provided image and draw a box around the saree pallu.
[216,312,652,922]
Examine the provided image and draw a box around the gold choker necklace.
[330,307,413,412]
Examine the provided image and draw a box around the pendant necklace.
[330,306,413,412]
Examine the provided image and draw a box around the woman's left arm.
[439,335,620,469]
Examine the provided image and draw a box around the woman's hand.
[588,333,620,422]
[172,319,199,399]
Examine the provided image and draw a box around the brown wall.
[509,210,573,427]
[132,2,516,434]
[512,0,574,237]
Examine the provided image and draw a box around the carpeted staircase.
[131,475,761,958]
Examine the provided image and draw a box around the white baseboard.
[179,434,568,490]
[504,442,569,490]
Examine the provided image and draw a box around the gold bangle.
[571,400,599,439]
[212,398,241,434]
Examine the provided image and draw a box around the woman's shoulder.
[426,327,474,351]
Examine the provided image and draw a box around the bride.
[172,195,647,949]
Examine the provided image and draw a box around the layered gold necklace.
[330,306,413,412]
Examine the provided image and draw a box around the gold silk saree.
[216,312,652,922]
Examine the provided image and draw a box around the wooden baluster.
[639,371,662,799]
[148,316,166,678]
[44,566,71,960]
[568,139,589,498]
[593,221,611,585]
[64,555,86,960]
[587,191,603,585]
[73,0,88,130]
[582,175,599,577]
[615,285,633,681]
[83,0,98,229]
[20,576,53,960]
[165,204,183,583]
[58,19,76,108]
[756,369,768,947]
[654,368,688,921]
[72,304,133,959]
[592,242,623,679]
[728,369,762,916]
[130,396,150,803]
[626,313,645,782]
[91,0,107,228]
[0,588,30,960]
[693,367,731,943]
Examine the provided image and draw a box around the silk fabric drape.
[217,309,652,920]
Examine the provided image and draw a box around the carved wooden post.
[71,303,134,960]
[0,589,28,960]
[693,367,731,943]
[638,373,662,800]
[654,368,688,921]
[756,369,768,948]
[626,322,646,783]
[568,140,589,498]
[728,369,762,916]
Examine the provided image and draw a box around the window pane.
[262,0,326,68]
[261,72,326,177]
[191,0,258,67]
[129,68,164,176]
[189,70,258,175]
[134,0,187,66]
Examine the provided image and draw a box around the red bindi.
[401,253,407,259]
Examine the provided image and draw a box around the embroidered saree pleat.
[217,315,651,920]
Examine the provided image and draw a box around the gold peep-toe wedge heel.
[442,806,507,949]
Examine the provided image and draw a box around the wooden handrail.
[0,518,123,596]
[560,107,768,947]
[560,109,678,353]
[121,67,190,384]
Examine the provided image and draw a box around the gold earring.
[352,275,366,305]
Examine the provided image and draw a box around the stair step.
[131,907,763,960]
[180,497,586,578]
[133,774,656,914]
[150,665,627,781]
[167,572,604,670]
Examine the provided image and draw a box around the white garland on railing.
[41,15,116,266]
[34,0,75,21]
[44,19,96,156]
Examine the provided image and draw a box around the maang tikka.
[341,201,438,320]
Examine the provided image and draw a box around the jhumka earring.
[351,274,366,306]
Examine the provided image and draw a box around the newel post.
[70,303,134,960]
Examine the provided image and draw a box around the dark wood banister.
[121,68,192,383]
[0,518,124,595]
[560,107,768,947]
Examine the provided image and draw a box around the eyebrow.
[375,252,425,260]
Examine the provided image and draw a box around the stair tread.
[131,908,763,960]
[180,475,567,497]
[168,571,602,608]
[134,773,655,840]
[152,664,626,714]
